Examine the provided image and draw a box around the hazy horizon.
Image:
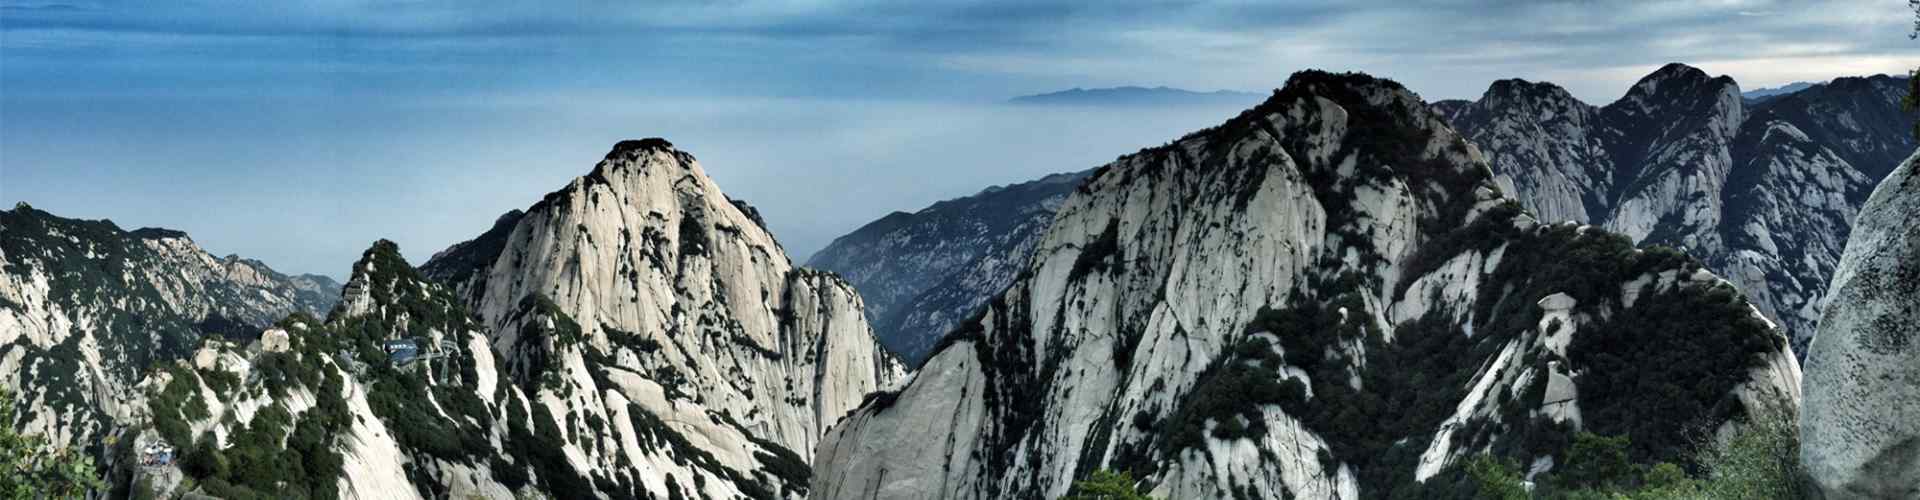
[5,0,1917,279]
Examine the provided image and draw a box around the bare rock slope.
[811,71,1799,499]
[1446,65,1914,352]
[815,65,1909,368]
[808,170,1092,363]
[1802,151,1920,499]
[0,203,338,452]
[420,138,906,497]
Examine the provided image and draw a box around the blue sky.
[3,0,1916,279]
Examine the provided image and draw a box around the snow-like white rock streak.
[1444,66,1914,352]
[0,204,339,454]
[813,71,1801,500]
[426,139,905,495]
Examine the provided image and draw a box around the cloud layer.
[3,0,1916,277]
[6,0,1915,100]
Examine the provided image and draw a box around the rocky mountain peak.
[1270,70,1421,109]
[1437,65,1914,354]
[419,137,902,498]
[355,238,407,272]
[1468,78,1599,133]
[1445,74,1612,224]
[1,205,342,458]
[334,239,418,319]
[1629,63,1737,99]
[1483,78,1578,105]
[812,68,1796,499]
[1613,63,1741,124]
[1828,74,1895,92]
[128,227,190,240]
[593,137,692,174]
[492,208,525,227]
[1645,62,1711,83]
[608,137,678,157]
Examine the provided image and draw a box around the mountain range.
[1742,81,1818,101]
[1437,65,1913,353]
[0,64,1910,499]
[812,69,1799,499]
[1,204,339,454]
[830,65,1911,361]
[1010,86,1264,107]
[5,140,901,499]
[806,170,1093,363]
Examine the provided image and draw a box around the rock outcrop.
[811,71,1799,499]
[10,138,903,499]
[420,138,905,497]
[808,169,1093,363]
[120,135,911,498]
[815,66,1911,364]
[1444,66,1914,352]
[1802,151,1920,499]
[1448,78,1616,225]
[0,203,339,451]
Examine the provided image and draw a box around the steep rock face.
[808,170,1092,362]
[421,139,904,497]
[131,230,899,499]
[815,67,1906,367]
[1599,63,1745,247]
[420,208,524,307]
[812,72,1798,499]
[129,241,516,499]
[1448,79,1614,224]
[130,241,597,499]
[1802,151,1920,499]
[1427,99,1473,124]
[0,203,339,451]
[1444,65,1915,351]
[1762,75,1920,182]
[1715,113,1876,357]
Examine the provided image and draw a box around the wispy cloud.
[4,0,1918,276]
[4,0,1914,100]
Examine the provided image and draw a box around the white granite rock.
[1803,151,1920,499]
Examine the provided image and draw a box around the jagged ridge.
[808,169,1094,363]
[1443,64,1915,352]
[0,203,340,455]
[810,70,1797,499]
[419,138,906,498]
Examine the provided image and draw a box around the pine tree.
[0,390,104,499]
[1061,469,1149,500]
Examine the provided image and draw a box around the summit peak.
[606,138,678,159]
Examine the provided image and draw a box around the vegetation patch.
[1068,219,1122,282]
[1570,282,1782,464]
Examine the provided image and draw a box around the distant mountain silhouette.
[1741,81,1817,101]
[1009,86,1261,106]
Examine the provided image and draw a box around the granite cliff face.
[808,170,1092,363]
[1445,65,1914,352]
[420,138,905,497]
[127,225,900,499]
[1802,151,1920,499]
[1446,79,1617,227]
[816,65,1909,363]
[811,71,1798,499]
[7,139,902,499]
[0,203,338,452]
[127,241,519,499]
